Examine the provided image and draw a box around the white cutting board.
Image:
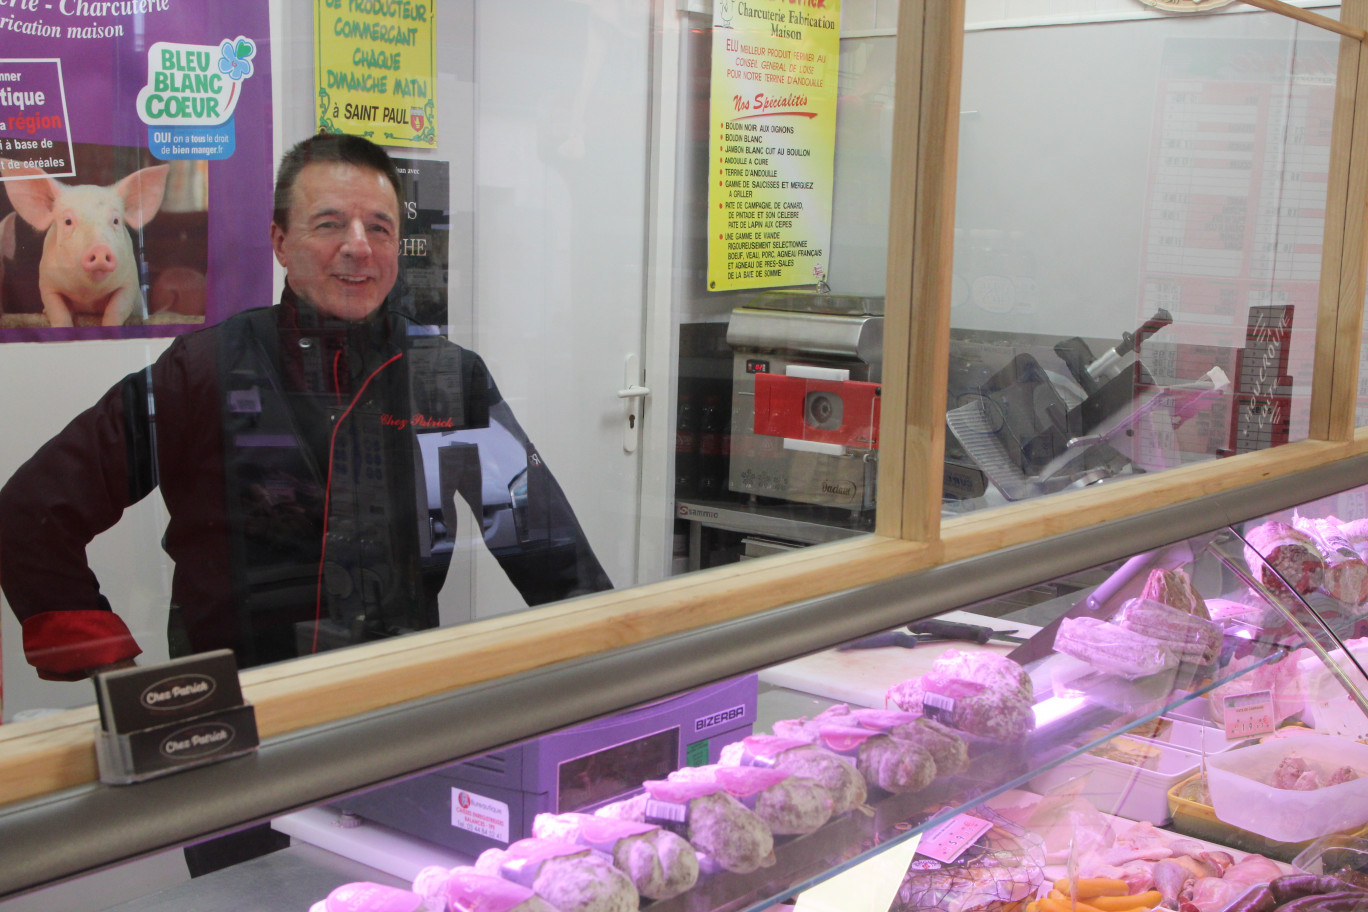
[761,611,1041,708]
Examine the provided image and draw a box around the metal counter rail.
[2,453,1367,900]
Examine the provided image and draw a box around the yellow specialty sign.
[314,0,436,149]
[708,0,840,292]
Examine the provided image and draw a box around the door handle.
[621,355,648,453]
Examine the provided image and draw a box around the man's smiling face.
[270,161,400,321]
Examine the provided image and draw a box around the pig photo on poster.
[0,143,208,331]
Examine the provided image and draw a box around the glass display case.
[7,468,1368,912]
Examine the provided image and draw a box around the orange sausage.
[1041,896,1108,912]
[1089,891,1162,911]
[1052,878,1133,899]
[1049,891,1120,908]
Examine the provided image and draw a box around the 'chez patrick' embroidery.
[381,413,455,431]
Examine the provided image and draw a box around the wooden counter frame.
[3,0,1368,821]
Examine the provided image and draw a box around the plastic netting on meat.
[888,807,1046,912]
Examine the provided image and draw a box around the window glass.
[0,0,657,715]
[0,1,894,718]
[671,6,895,571]
[946,9,1333,512]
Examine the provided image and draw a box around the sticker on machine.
[451,788,510,843]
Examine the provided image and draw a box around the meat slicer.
[946,310,1229,502]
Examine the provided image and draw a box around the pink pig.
[4,164,169,327]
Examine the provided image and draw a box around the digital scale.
[334,675,759,857]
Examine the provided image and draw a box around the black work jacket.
[0,289,611,677]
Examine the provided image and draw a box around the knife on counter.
[836,619,1027,650]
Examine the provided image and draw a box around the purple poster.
[0,4,273,342]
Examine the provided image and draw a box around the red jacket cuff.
[21,611,143,681]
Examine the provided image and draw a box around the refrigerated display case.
[6,461,1368,912]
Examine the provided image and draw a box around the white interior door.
[463,0,652,614]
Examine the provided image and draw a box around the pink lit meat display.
[307,519,1368,912]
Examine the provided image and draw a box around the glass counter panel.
[155,513,1365,912]
[945,10,1335,512]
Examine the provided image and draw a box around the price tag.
[916,813,994,864]
[1224,690,1276,740]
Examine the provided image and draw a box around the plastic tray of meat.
[1168,772,1368,863]
[1291,835,1368,889]
[1206,734,1368,843]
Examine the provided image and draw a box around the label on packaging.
[922,692,957,727]
[498,841,586,889]
[916,813,993,864]
[1223,690,1276,740]
[319,882,432,912]
[450,788,511,843]
[442,872,538,912]
[643,797,692,837]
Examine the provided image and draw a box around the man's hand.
[85,657,138,678]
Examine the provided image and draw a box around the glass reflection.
[0,134,612,684]
[0,0,659,717]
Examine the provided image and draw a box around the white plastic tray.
[1206,733,1368,844]
[1029,738,1198,825]
[1132,716,1239,755]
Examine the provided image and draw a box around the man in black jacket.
[0,134,611,681]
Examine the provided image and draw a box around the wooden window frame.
[3,0,1368,809]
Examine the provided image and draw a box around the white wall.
[951,10,1337,343]
[965,0,1337,30]
[0,342,175,715]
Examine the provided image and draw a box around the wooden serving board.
[760,611,1042,708]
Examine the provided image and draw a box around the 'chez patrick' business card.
[95,649,243,734]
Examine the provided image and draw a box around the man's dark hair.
[273,133,404,229]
